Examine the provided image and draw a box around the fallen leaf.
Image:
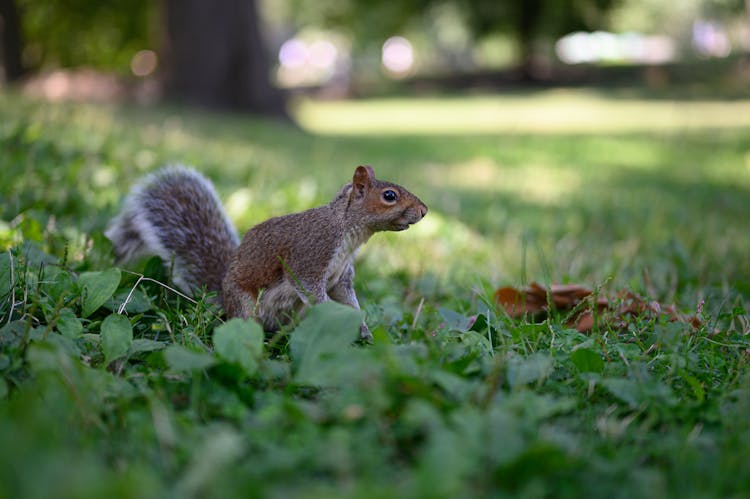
[575,311,594,332]
[494,286,541,316]
[494,282,702,333]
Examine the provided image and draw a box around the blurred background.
[2,0,750,294]
[1,0,749,111]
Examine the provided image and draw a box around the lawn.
[1,88,750,498]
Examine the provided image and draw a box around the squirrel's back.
[105,165,239,296]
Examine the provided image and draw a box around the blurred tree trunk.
[162,0,286,117]
[516,0,542,81]
[0,0,25,82]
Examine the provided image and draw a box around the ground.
[1,88,750,498]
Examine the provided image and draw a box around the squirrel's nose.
[419,205,428,219]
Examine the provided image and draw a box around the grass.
[294,90,750,135]
[1,88,750,498]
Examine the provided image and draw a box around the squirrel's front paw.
[359,322,373,342]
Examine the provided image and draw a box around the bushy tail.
[105,165,240,297]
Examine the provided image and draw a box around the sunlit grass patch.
[440,156,583,206]
[293,90,750,135]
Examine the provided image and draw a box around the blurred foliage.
[16,0,158,72]
[8,0,750,78]
[611,0,747,35]
[273,0,749,72]
[281,0,619,42]
[279,0,622,71]
[2,222,750,498]
[457,0,618,42]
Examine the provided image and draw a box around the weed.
[1,90,749,498]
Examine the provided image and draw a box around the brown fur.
[222,166,427,336]
[108,165,427,338]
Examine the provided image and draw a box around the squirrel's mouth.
[393,214,426,231]
[391,208,426,231]
[392,220,416,231]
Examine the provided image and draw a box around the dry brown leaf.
[494,286,534,317]
[494,282,702,333]
[574,311,595,332]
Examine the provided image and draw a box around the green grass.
[1,88,750,498]
[294,90,750,135]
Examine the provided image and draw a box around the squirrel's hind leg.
[221,278,255,320]
[328,265,372,341]
[256,280,304,331]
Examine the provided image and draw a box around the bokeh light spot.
[382,36,414,76]
[130,50,158,77]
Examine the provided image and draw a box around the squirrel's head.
[347,165,428,232]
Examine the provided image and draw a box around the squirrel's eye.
[382,189,398,203]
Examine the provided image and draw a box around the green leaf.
[26,340,74,372]
[164,345,216,372]
[0,378,7,399]
[129,338,167,355]
[104,288,153,314]
[79,268,121,317]
[504,391,577,423]
[175,427,245,497]
[431,369,476,402]
[0,320,25,350]
[507,352,553,389]
[213,318,264,376]
[20,241,58,267]
[56,307,83,339]
[0,252,12,298]
[678,370,705,404]
[469,312,490,332]
[600,378,640,408]
[570,348,604,374]
[459,330,493,354]
[290,301,363,386]
[100,313,133,363]
[45,332,81,357]
[439,307,474,332]
[485,406,527,466]
[40,266,74,303]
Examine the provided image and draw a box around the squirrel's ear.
[352,165,374,199]
[353,165,375,184]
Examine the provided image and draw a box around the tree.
[0,0,24,82]
[4,0,286,116]
[458,0,620,79]
[163,0,287,117]
[285,0,620,80]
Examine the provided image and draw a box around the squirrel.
[106,165,428,339]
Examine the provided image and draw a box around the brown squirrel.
[106,165,427,339]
